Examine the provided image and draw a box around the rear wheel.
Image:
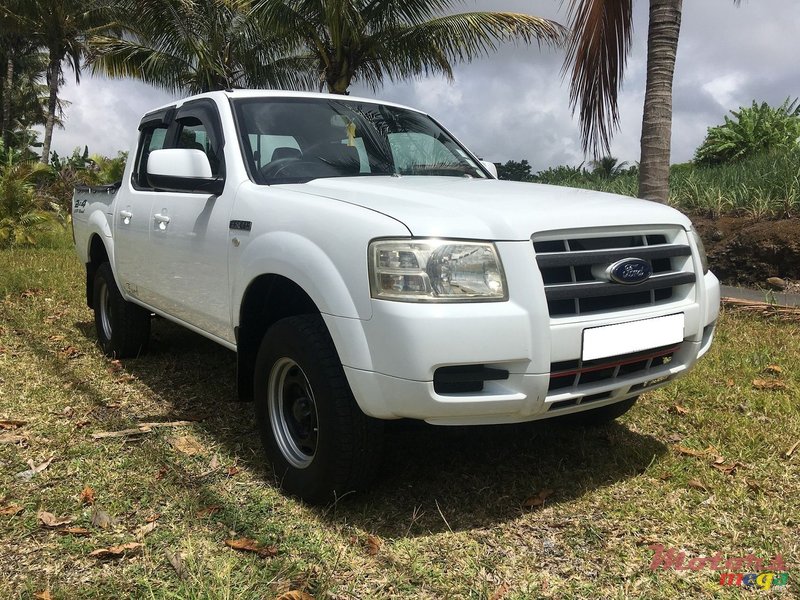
[92,262,150,358]
[560,396,638,426]
[254,314,383,504]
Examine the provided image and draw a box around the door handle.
[119,209,132,225]
[153,212,170,230]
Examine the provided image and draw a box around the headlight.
[369,239,508,302]
[689,229,709,274]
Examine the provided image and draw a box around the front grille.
[548,343,680,393]
[534,231,695,316]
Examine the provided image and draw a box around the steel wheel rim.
[267,357,319,469]
[99,281,113,341]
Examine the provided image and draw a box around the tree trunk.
[325,59,351,94]
[638,0,682,203]
[40,56,61,164]
[2,56,13,150]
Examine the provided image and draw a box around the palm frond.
[563,0,633,157]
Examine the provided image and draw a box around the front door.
[144,99,234,343]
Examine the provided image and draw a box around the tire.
[92,262,151,358]
[560,396,638,426]
[254,314,383,504]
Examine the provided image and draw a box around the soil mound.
[692,216,800,286]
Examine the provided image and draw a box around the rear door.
[114,108,173,306]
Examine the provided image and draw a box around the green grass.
[1,231,798,598]
[531,147,800,219]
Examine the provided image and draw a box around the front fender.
[232,231,366,323]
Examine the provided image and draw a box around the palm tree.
[253,0,565,95]
[7,0,113,164]
[90,0,317,94]
[0,0,32,150]
[590,155,627,179]
[563,0,739,203]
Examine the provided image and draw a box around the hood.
[277,177,693,240]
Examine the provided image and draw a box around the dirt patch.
[692,215,800,286]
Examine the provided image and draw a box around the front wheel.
[92,262,151,358]
[254,315,383,504]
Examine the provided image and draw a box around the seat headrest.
[271,147,302,161]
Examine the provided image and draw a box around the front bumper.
[324,237,720,426]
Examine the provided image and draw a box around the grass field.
[530,147,800,219]
[1,233,798,599]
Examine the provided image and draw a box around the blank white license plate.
[582,313,685,361]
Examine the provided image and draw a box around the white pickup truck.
[73,90,720,503]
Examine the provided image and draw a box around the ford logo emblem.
[606,258,653,285]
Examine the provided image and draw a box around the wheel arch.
[235,273,320,401]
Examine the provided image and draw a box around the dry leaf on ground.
[79,486,96,505]
[0,504,23,516]
[670,405,690,415]
[165,549,188,580]
[34,591,52,600]
[169,435,205,456]
[752,379,787,390]
[60,345,82,359]
[89,542,142,559]
[135,521,157,540]
[196,505,222,518]
[489,583,510,600]
[763,364,783,375]
[673,445,706,458]
[38,511,74,528]
[15,457,53,481]
[365,534,381,556]
[227,466,240,476]
[0,419,27,429]
[687,479,708,491]
[523,488,554,509]
[0,432,27,445]
[224,537,278,558]
[710,461,743,475]
[276,592,315,600]
[91,508,115,529]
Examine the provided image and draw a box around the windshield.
[232,98,487,184]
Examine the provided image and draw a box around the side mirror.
[147,148,224,195]
[480,160,498,179]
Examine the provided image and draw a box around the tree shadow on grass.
[75,317,667,537]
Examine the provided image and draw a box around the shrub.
[694,98,800,165]
[0,158,60,248]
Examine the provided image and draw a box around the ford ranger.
[72,90,720,503]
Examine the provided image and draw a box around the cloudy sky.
[48,0,800,171]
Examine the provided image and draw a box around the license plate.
[582,313,685,361]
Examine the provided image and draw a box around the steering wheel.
[258,157,303,179]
